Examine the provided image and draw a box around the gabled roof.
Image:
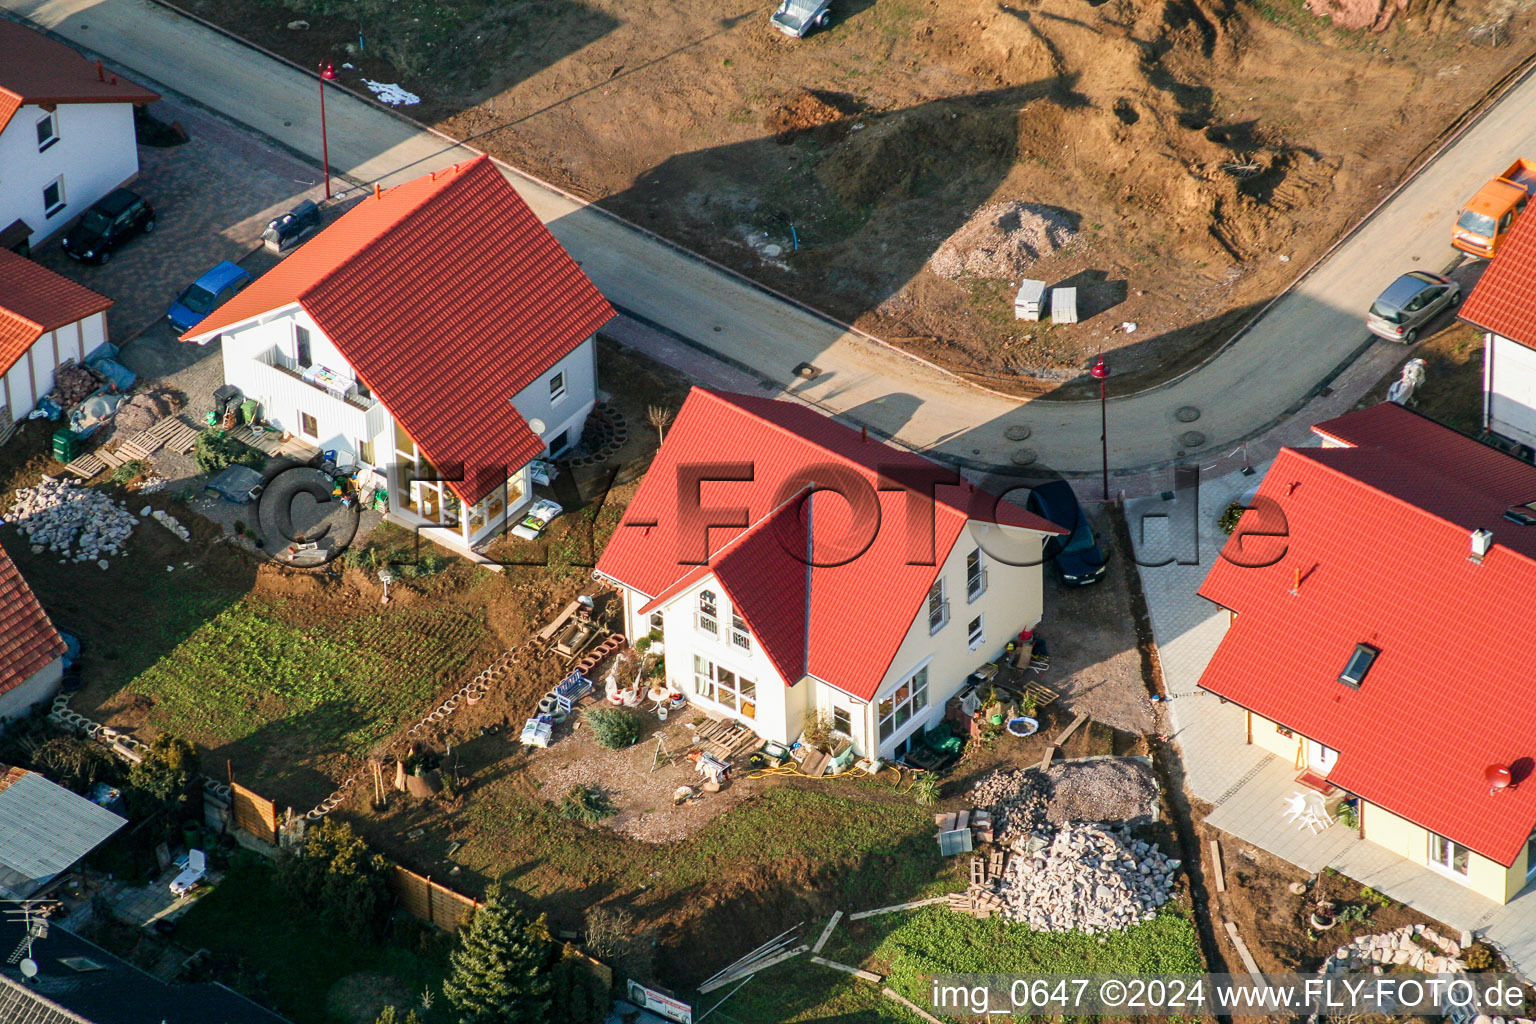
[181,156,614,504]
[598,389,1064,701]
[1198,403,1536,866]
[0,538,66,698]
[0,249,113,377]
[0,767,125,898]
[0,20,159,135]
[1460,207,1536,349]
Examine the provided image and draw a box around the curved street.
[5,0,1531,484]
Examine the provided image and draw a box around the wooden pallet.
[96,447,128,469]
[62,452,106,479]
[164,422,199,454]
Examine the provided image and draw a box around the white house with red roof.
[1461,209,1536,459]
[0,537,67,723]
[180,156,614,555]
[1200,402,1536,904]
[0,248,113,442]
[0,20,158,252]
[594,388,1065,758]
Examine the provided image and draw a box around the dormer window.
[696,589,719,638]
[1339,644,1378,689]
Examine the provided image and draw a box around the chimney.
[860,425,867,443]
[1289,566,1300,596]
[1470,528,1494,563]
[374,182,382,200]
[96,60,104,82]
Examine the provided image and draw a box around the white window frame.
[1428,833,1471,880]
[36,112,58,152]
[967,614,985,651]
[966,548,986,603]
[1526,830,1536,881]
[692,654,756,719]
[42,176,65,218]
[549,370,567,404]
[730,611,751,653]
[878,661,931,744]
[695,589,719,639]
[927,578,948,636]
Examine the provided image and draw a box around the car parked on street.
[1366,271,1461,344]
[167,260,253,331]
[1025,480,1107,586]
[61,188,155,264]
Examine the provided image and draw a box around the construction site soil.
[179,0,1536,394]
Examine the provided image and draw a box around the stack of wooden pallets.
[148,416,199,455]
[946,851,1010,918]
[688,717,760,761]
[60,415,201,479]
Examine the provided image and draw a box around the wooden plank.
[955,809,970,830]
[1223,921,1265,979]
[883,987,944,1024]
[1209,839,1226,893]
[697,944,808,993]
[848,896,949,920]
[1053,711,1089,747]
[1037,744,1057,771]
[938,812,958,833]
[811,911,843,955]
[809,956,881,982]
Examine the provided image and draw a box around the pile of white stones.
[143,506,190,541]
[997,823,1180,934]
[971,768,1048,845]
[1322,923,1467,975]
[8,478,137,568]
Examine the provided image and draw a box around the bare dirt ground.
[176,0,1536,394]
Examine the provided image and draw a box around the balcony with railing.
[256,346,376,411]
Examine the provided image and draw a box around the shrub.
[912,773,940,806]
[1359,885,1392,907]
[1217,501,1247,535]
[583,707,640,749]
[1463,942,1497,971]
[275,819,390,942]
[193,431,265,474]
[111,459,147,484]
[31,735,117,794]
[583,906,655,981]
[559,785,614,825]
[1336,803,1359,829]
[126,733,199,812]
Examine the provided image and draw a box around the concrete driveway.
[5,0,1529,482]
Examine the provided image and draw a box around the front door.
[1306,741,1339,775]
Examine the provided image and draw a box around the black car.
[1025,480,1108,585]
[62,188,155,264]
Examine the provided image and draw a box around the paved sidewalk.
[5,0,1536,481]
[1127,449,1536,977]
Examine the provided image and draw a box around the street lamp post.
[318,62,337,199]
[1091,354,1109,502]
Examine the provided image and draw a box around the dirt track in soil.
[182,0,1533,394]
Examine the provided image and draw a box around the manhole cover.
[1180,431,1207,448]
[1004,425,1032,441]
[792,362,821,379]
[1176,406,1201,423]
[1010,448,1038,466]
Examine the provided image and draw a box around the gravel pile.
[928,201,1078,280]
[999,824,1180,933]
[972,759,1159,841]
[8,478,138,567]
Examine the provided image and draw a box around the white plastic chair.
[170,849,206,896]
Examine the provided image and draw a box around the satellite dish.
[1487,764,1513,795]
[20,958,36,978]
[528,418,546,436]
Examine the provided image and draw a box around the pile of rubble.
[994,824,1180,933]
[971,767,1048,845]
[928,201,1078,281]
[7,478,138,567]
[1322,924,1467,975]
[143,506,190,541]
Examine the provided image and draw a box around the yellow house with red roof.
[180,157,614,555]
[1200,403,1536,905]
[594,388,1066,759]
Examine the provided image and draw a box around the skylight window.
[1505,501,1536,526]
[1339,644,1378,689]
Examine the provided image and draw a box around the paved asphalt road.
[6,0,1532,477]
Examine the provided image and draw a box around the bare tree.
[646,405,674,447]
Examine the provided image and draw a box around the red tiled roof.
[0,20,158,134]
[0,538,65,698]
[1197,403,1536,866]
[599,389,1064,701]
[181,156,614,504]
[0,248,112,377]
[1460,207,1536,349]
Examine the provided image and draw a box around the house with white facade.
[0,537,67,723]
[1461,208,1536,460]
[594,389,1065,760]
[0,247,112,442]
[180,156,614,555]
[0,19,158,252]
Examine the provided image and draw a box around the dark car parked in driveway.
[1025,480,1108,586]
[61,189,155,264]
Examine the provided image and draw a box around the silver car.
[1366,271,1461,344]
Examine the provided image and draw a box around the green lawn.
[176,861,450,1024]
[127,598,490,754]
[711,905,1205,1023]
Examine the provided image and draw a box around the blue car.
[1025,480,1108,585]
[167,261,253,332]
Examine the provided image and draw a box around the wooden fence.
[229,782,277,843]
[388,864,480,931]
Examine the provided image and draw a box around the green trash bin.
[51,429,79,463]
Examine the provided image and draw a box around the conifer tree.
[442,882,553,1024]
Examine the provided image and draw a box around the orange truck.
[1454,159,1536,258]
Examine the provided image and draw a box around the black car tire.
[1403,327,1418,344]
[1449,289,1461,306]
[98,250,111,265]
[817,10,830,26]
[144,219,156,233]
